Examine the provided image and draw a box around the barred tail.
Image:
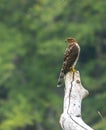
[57,69,64,87]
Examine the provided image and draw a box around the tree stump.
[59,71,94,130]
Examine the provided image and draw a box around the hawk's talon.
[70,67,76,73]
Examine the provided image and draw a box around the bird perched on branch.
[57,37,80,87]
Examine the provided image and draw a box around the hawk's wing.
[57,43,79,87]
[62,43,79,74]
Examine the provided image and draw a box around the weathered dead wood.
[59,71,94,130]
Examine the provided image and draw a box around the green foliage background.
[0,0,106,130]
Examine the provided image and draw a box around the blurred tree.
[0,0,106,130]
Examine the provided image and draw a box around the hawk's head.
[66,37,77,44]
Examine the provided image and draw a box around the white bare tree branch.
[59,71,94,130]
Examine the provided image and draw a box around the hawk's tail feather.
[57,69,64,87]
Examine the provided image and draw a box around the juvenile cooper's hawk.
[57,37,80,87]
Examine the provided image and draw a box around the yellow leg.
[70,67,76,73]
